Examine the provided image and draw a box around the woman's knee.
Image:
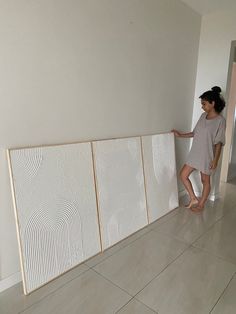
[201,174,210,185]
[180,169,188,182]
[180,165,194,182]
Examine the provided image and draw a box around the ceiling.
[181,0,236,15]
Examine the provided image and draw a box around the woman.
[172,86,226,212]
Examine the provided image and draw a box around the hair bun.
[211,86,221,94]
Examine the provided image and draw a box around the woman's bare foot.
[184,198,199,209]
[191,204,204,212]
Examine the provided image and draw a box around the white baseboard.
[194,190,220,202]
[209,192,220,201]
[0,272,22,293]
[227,172,236,181]
[179,189,219,202]
[178,190,187,198]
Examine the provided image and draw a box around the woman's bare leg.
[180,164,199,207]
[192,172,210,212]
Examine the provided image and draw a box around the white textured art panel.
[8,143,101,294]
[93,137,148,250]
[142,133,179,222]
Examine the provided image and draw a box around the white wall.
[191,10,236,197]
[227,65,236,180]
[0,0,200,287]
[230,64,236,165]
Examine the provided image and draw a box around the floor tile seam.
[87,223,190,271]
[12,213,231,314]
[145,228,189,245]
[190,213,236,246]
[85,229,154,268]
[90,268,134,298]
[88,227,173,269]
[219,208,236,219]
[131,298,159,314]
[90,244,191,299]
[114,297,158,314]
[147,214,233,248]
[190,244,236,267]
[210,213,236,225]
[149,208,222,243]
[150,227,193,246]
[188,214,229,247]
[130,244,192,299]
[17,266,91,314]
[148,210,181,229]
[209,272,236,313]
[115,297,136,314]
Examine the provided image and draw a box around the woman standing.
[172,86,226,212]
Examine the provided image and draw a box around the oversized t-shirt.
[186,112,226,175]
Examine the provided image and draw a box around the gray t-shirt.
[186,112,226,175]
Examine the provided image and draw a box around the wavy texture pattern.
[93,137,148,249]
[10,143,100,293]
[142,133,179,222]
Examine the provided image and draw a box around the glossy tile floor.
[1,179,236,314]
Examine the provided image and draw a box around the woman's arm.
[210,143,223,170]
[171,129,194,138]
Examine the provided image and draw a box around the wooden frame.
[7,131,178,294]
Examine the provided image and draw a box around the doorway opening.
[220,40,236,182]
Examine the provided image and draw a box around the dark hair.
[199,86,225,113]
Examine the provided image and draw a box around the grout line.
[91,269,160,314]
[148,208,181,229]
[8,202,236,313]
[115,297,136,314]
[151,227,191,246]
[86,221,187,270]
[85,228,154,268]
[132,299,159,314]
[152,206,231,248]
[190,244,236,267]
[115,297,158,314]
[86,206,183,268]
[17,267,90,314]
[209,272,236,313]
[190,212,234,247]
[90,268,134,298]
[131,244,192,299]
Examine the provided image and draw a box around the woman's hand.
[211,143,222,171]
[210,159,218,170]
[171,129,181,137]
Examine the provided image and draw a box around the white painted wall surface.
[0,0,200,288]
[229,63,236,165]
[225,62,236,180]
[191,10,236,198]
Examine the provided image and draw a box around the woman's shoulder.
[219,114,226,120]
[218,114,226,127]
[199,112,207,119]
[218,114,226,123]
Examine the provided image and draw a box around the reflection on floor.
[1,179,236,314]
[228,163,236,181]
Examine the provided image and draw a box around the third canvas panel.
[141,133,179,223]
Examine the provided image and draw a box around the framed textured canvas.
[92,137,148,250]
[141,133,179,222]
[7,142,101,294]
